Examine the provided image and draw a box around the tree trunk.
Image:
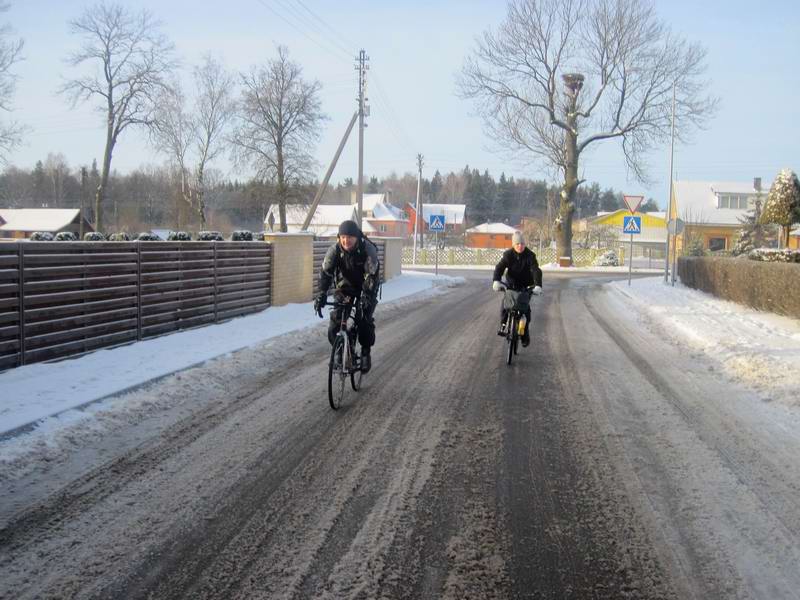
[196,164,207,230]
[96,118,115,233]
[556,128,578,264]
[277,148,287,233]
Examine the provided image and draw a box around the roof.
[353,193,387,212]
[371,203,407,221]
[466,222,518,234]
[0,208,83,232]
[673,181,761,226]
[265,204,357,229]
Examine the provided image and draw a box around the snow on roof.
[265,204,357,228]
[371,203,407,221]
[0,208,81,232]
[673,181,761,226]
[466,222,518,234]
[354,193,387,212]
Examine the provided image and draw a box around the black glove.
[313,293,327,318]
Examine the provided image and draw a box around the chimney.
[754,177,762,192]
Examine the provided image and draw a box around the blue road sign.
[429,214,446,232]
[623,216,642,234]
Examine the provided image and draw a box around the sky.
[2,267,799,480]
[2,0,799,208]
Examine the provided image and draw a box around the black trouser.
[328,293,376,353]
[500,298,531,338]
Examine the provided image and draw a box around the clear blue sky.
[5,0,800,208]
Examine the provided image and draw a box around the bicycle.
[327,296,364,410]
[498,284,535,366]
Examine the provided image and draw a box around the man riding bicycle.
[492,231,542,347]
[314,219,380,373]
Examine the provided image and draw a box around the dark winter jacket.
[319,237,380,298]
[492,247,542,290]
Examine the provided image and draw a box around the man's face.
[339,234,357,251]
[513,241,525,254]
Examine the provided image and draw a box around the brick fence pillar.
[381,237,404,280]
[262,232,314,306]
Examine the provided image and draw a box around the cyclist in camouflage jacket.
[314,220,380,372]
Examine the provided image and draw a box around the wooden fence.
[312,238,387,295]
[0,241,271,370]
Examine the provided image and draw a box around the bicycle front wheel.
[328,336,347,410]
[506,316,517,365]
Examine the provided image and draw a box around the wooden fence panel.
[0,241,272,372]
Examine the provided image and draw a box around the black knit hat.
[338,219,362,237]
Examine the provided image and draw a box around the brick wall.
[262,233,314,306]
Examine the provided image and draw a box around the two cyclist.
[314,220,380,373]
[492,231,542,347]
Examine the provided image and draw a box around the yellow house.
[671,181,764,252]
[587,209,667,251]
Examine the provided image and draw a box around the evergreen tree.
[32,160,47,205]
[367,176,380,193]
[761,168,800,248]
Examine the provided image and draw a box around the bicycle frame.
[327,296,363,409]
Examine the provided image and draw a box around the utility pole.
[413,154,424,264]
[356,49,369,228]
[664,82,676,284]
[80,167,87,239]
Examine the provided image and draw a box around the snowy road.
[2,272,800,599]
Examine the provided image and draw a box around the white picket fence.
[402,246,623,267]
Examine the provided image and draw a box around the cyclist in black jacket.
[492,231,542,347]
[314,220,380,373]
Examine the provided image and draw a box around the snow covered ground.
[1,268,799,473]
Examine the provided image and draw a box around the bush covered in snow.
[29,231,54,241]
[108,232,131,241]
[136,232,160,241]
[746,248,800,263]
[593,250,620,266]
[231,230,254,241]
[54,231,77,241]
[197,230,223,241]
[84,232,106,241]
[167,231,192,241]
[255,231,271,241]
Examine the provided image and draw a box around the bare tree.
[43,152,70,207]
[231,46,326,232]
[459,0,717,261]
[152,55,236,229]
[0,1,24,163]
[60,2,176,232]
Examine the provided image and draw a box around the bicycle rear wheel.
[328,336,347,410]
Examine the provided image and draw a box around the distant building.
[581,209,667,252]
[0,208,94,239]
[264,204,358,237]
[465,222,518,248]
[405,203,467,236]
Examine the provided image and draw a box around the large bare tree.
[459,0,717,260]
[151,55,236,230]
[0,1,24,163]
[60,2,176,232]
[231,46,326,232]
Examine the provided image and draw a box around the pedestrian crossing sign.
[429,214,446,232]
[623,216,641,234]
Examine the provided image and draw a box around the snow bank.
[610,277,800,407]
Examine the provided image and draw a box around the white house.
[0,208,94,239]
[264,204,358,237]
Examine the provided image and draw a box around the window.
[717,194,749,209]
[708,237,726,251]
[379,224,387,232]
